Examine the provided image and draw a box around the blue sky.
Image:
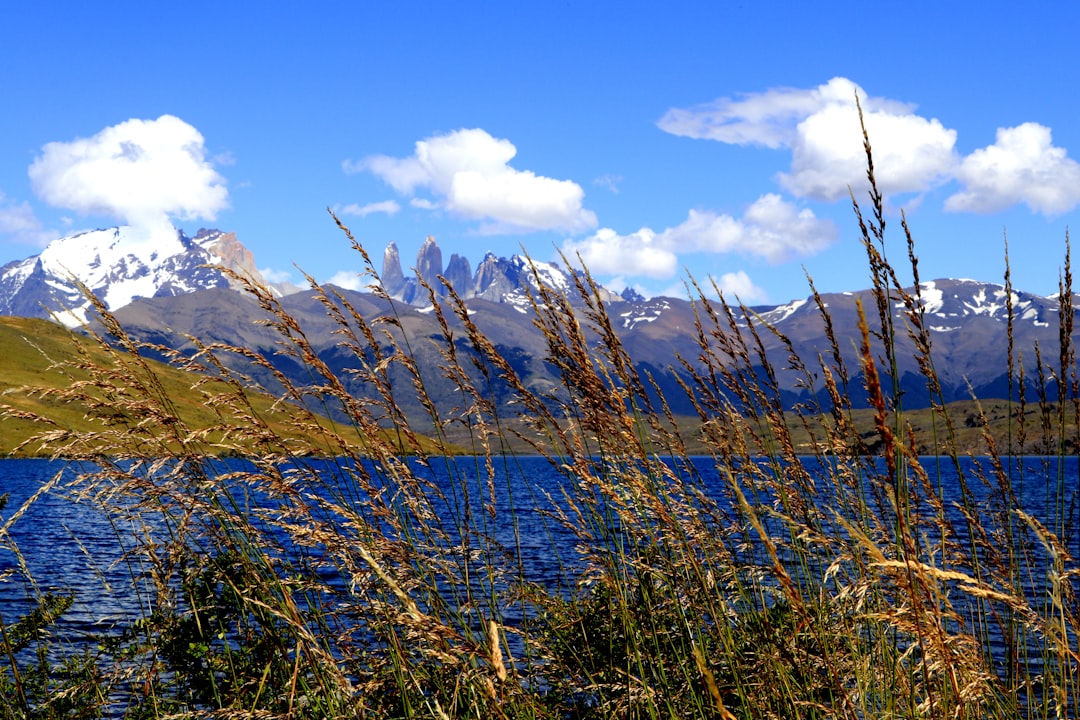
[3,1,1080,305]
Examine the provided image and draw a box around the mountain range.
[0,226,1073,422]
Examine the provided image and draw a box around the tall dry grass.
[0,122,1078,718]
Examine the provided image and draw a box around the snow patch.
[512,256,570,295]
[759,298,806,324]
[916,281,943,315]
[620,299,669,329]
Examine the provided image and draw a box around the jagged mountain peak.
[381,242,407,296]
[378,236,623,307]
[0,225,271,327]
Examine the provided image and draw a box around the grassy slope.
[0,316,449,457]
[0,316,110,455]
[438,397,1063,457]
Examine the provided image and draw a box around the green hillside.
[0,315,443,458]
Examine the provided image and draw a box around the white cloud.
[714,270,767,303]
[739,193,839,259]
[259,266,296,284]
[660,77,958,202]
[0,191,55,246]
[563,227,679,279]
[659,78,913,147]
[28,115,228,245]
[326,270,367,291]
[945,123,1080,215]
[340,200,401,217]
[346,128,597,233]
[662,77,1080,215]
[562,194,836,281]
[661,195,837,262]
[783,102,957,201]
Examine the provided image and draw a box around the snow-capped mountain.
[0,226,272,327]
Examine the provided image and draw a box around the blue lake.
[0,453,1077,687]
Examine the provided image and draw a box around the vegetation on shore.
[0,122,1078,718]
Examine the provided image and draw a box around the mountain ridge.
[101,270,1080,422]
[1,227,1077,419]
[379,235,634,307]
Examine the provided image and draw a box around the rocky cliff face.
[473,253,525,302]
[196,230,264,289]
[415,237,442,292]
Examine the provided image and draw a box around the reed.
[1,130,1079,718]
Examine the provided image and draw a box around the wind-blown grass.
[0,124,1078,718]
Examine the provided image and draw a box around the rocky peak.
[372,236,625,308]
[194,229,269,290]
[415,236,443,287]
[382,242,407,296]
[444,254,473,299]
[474,253,524,302]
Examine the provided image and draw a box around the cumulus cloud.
[326,270,367,291]
[28,115,228,245]
[346,128,597,233]
[659,77,958,202]
[563,227,679,279]
[340,200,401,217]
[259,266,296,284]
[661,77,1080,215]
[945,123,1080,215]
[669,195,837,261]
[714,270,767,302]
[562,194,836,285]
[782,101,957,201]
[0,191,55,246]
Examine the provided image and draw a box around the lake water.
[0,454,1077,707]
[1,454,1077,607]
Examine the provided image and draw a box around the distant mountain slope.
[105,272,1080,426]
[735,278,1066,404]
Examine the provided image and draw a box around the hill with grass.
[0,315,446,457]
